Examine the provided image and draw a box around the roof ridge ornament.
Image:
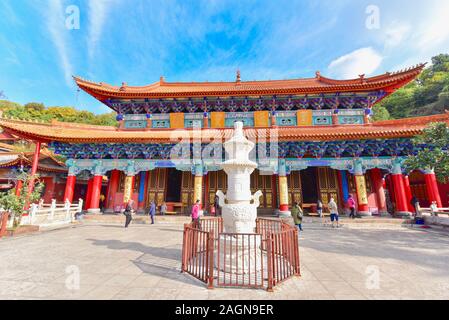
[236,69,241,83]
[315,71,321,80]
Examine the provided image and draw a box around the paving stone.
[0,222,448,300]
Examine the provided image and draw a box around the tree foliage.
[0,172,45,227]
[0,100,117,127]
[404,122,449,183]
[376,53,449,119]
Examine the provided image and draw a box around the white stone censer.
[216,121,263,274]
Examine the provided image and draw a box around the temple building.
[0,141,68,201]
[1,64,448,216]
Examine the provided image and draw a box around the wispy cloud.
[88,0,119,60]
[328,47,383,79]
[46,0,74,87]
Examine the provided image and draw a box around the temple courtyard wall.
[1,219,448,300]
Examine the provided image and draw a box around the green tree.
[404,122,449,183]
[372,105,390,121]
[0,172,45,227]
[24,102,45,112]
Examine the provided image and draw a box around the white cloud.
[46,0,74,87]
[415,1,449,50]
[384,22,411,49]
[327,47,383,79]
[88,0,117,60]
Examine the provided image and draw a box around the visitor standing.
[214,195,220,216]
[99,194,105,212]
[347,194,356,219]
[191,199,201,228]
[124,199,134,228]
[411,196,420,215]
[210,203,216,216]
[160,201,167,216]
[291,202,303,231]
[430,201,438,216]
[328,197,339,228]
[317,199,324,224]
[148,200,156,224]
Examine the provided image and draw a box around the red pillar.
[370,168,387,214]
[88,175,103,212]
[403,175,414,212]
[106,170,120,210]
[391,173,410,216]
[63,175,76,203]
[15,180,23,197]
[84,178,93,210]
[27,141,41,195]
[424,171,442,208]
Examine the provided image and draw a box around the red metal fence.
[181,217,300,291]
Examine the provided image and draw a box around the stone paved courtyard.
[1,220,449,300]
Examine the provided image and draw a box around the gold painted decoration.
[297,110,313,126]
[123,176,134,203]
[210,112,225,128]
[169,112,185,129]
[193,175,203,204]
[278,176,289,205]
[355,175,368,205]
[254,110,269,127]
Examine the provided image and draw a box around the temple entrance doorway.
[165,168,182,202]
[300,167,319,204]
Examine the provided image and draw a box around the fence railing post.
[207,232,214,289]
[65,199,71,222]
[181,224,187,273]
[30,203,38,225]
[49,199,56,221]
[266,234,274,292]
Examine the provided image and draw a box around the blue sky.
[1,0,449,114]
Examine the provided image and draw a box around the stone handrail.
[11,199,83,228]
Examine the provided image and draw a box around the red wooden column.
[84,177,93,210]
[424,169,442,208]
[277,160,290,216]
[403,175,414,212]
[106,170,120,210]
[370,168,387,215]
[27,141,41,195]
[88,175,103,213]
[390,161,410,216]
[63,175,76,203]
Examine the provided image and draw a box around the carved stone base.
[222,203,258,234]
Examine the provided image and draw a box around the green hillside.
[373,53,449,121]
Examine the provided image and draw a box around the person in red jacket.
[191,200,201,228]
[347,195,356,219]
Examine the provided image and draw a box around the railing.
[9,199,83,228]
[181,223,214,287]
[419,207,449,216]
[181,217,300,291]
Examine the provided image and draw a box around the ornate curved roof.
[0,113,447,144]
[74,64,425,100]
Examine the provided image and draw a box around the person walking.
[214,195,220,216]
[124,199,134,228]
[410,196,420,215]
[316,199,324,224]
[291,202,303,231]
[347,194,356,219]
[430,200,438,217]
[191,199,201,229]
[148,200,156,224]
[160,201,167,216]
[328,197,339,228]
